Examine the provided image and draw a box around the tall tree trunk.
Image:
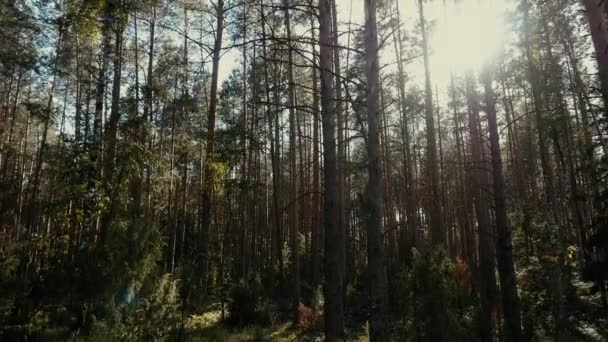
[365,0,389,339]
[310,12,322,288]
[281,0,301,309]
[390,2,417,257]
[319,0,344,336]
[331,0,347,295]
[100,0,126,245]
[129,9,144,219]
[239,4,249,279]
[465,71,497,341]
[523,0,565,332]
[418,0,443,247]
[482,67,524,342]
[143,2,157,212]
[200,0,224,297]
[28,20,65,236]
[450,75,474,265]
[499,73,534,261]
[84,3,113,250]
[582,0,608,112]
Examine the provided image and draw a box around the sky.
[216,0,514,94]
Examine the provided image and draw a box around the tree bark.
[320,0,344,336]
[482,67,524,342]
[582,0,608,112]
[365,0,389,339]
[200,0,224,297]
[331,0,347,296]
[310,11,322,288]
[465,71,497,341]
[418,0,443,247]
[99,0,127,245]
[281,0,301,308]
[390,2,417,258]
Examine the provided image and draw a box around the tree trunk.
[482,67,524,342]
[281,0,301,308]
[390,3,417,258]
[523,1,566,331]
[100,0,126,245]
[331,0,347,296]
[365,0,389,339]
[310,12,322,288]
[418,0,443,247]
[582,0,608,112]
[465,71,497,341]
[319,0,345,336]
[200,0,224,297]
[143,3,157,212]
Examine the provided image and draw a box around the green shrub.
[391,250,478,341]
[228,283,259,326]
[89,273,181,341]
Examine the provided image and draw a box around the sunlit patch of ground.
[184,311,372,341]
[184,310,301,341]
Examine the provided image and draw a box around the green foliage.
[71,219,164,312]
[583,156,608,288]
[513,207,607,339]
[345,269,370,327]
[89,273,181,341]
[0,243,19,283]
[228,283,259,326]
[390,251,478,341]
[227,274,266,326]
[310,285,324,314]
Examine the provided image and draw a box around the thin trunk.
[465,71,497,341]
[240,5,249,279]
[130,8,143,218]
[482,67,524,342]
[260,0,282,278]
[144,3,157,212]
[452,76,474,265]
[331,0,347,296]
[418,0,443,247]
[99,0,126,244]
[310,12,321,288]
[29,25,64,237]
[200,0,224,297]
[391,4,417,256]
[282,0,301,307]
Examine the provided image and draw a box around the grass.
[184,310,303,341]
[182,309,371,341]
[1,304,366,341]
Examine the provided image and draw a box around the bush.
[391,250,478,341]
[228,283,259,326]
[90,273,181,341]
[256,300,281,326]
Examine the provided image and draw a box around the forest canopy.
[0,0,607,340]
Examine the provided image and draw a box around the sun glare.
[429,0,508,78]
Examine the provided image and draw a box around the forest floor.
[184,309,369,341]
[185,311,299,341]
[1,302,366,341]
[184,309,322,341]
